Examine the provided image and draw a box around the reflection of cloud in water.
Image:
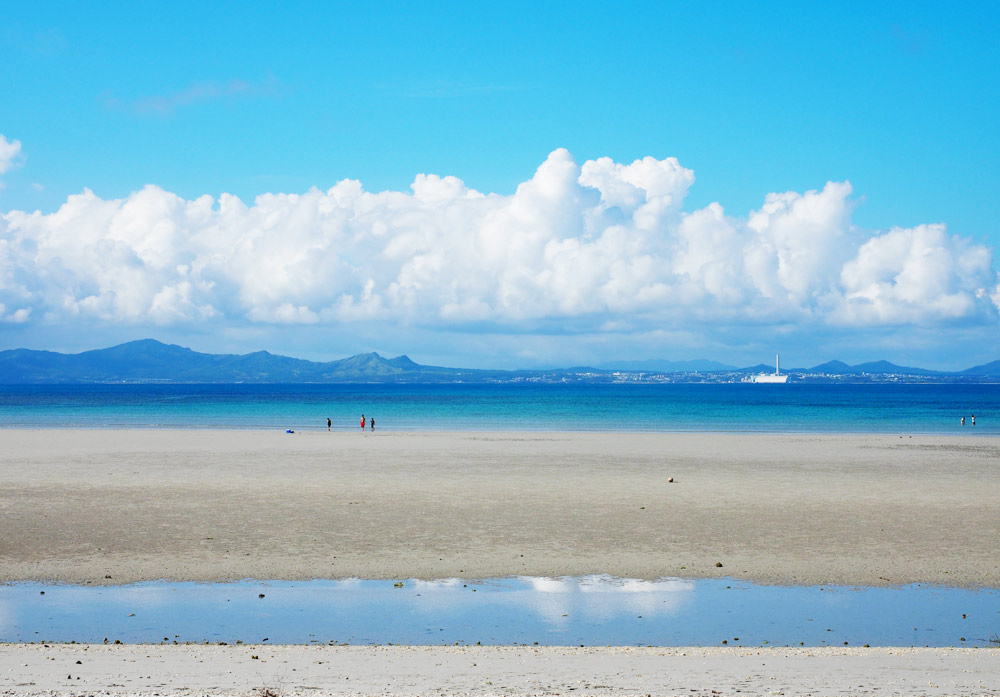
[393,576,694,624]
[411,578,462,590]
[528,577,574,593]
[0,576,697,642]
[517,575,695,623]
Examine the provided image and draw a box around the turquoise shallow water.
[3,577,997,647]
[0,383,997,432]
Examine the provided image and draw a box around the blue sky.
[1,2,999,369]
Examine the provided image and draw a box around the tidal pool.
[1,576,997,647]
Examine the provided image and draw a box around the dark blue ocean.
[0,383,996,433]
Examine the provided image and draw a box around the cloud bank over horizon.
[1,148,999,364]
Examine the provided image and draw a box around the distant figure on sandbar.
[972,414,976,426]
[370,417,375,431]
[327,417,331,431]
[360,414,366,430]
[961,416,966,426]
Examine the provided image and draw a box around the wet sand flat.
[2,429,998,587]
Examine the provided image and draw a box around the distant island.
[2,339,999,384]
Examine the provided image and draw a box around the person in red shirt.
[360,414,366,430]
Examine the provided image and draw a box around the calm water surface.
[1,383,997,433]
[2,577,997,647]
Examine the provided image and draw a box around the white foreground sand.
[2,644,999,696]
[1,429,999,586]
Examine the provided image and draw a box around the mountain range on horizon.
[2,339,1000,384]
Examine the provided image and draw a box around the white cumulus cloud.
[0,134,24,175]
[1,149,998,336]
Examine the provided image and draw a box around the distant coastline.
[2,338,1000,384]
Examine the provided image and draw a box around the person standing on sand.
[327,417,331,431]
[370,417,375,431]
[360,414,366,430]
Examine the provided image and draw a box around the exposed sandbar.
[1,430,998,586]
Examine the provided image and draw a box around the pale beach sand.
[2,644,999,697]
[1,429,998,586]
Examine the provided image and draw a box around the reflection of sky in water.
[1,577,996,647]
